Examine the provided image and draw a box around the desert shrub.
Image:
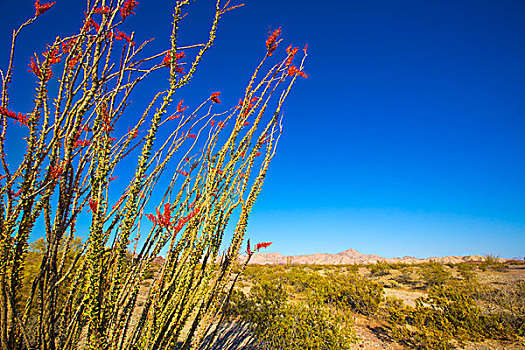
[478,280,525,337]
[393,266,415,285]
[479,254,507,272]
[345,264,360,273]
[418,261,452,288]
[228,281,356,350]
[388,262,409,270]
[456,262,477,282]
[368,260,391,276]
[386,282,514,349]
[315,272,384,315]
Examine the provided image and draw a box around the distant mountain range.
[238,248,486,265]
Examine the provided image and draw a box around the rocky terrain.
[238,248,487,265]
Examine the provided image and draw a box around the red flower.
[43,46,61,65]
[147,203,175,229]
[303,44,308,54]
[109,176,118,182]
[93,6,111,15]
[172,207,200,233]
[146,213,157,226]
[67,52,82,71]
[0,107,28,126]
[255,152,261,157]
[28,57,41,77]
[115,30,134,46]
[247,240,272,255]
[255,241,272,251]
[87,17,100,33]
[13,188,23,198]
[61,38,78,54]
[285,45,298,66]
[240,96,258,117]
[179,170,189,176]
[266,27,281,56]
[49,163,63,179]
[243,122,250,126]
[74,139,90,148]
[34,0,55,17]
[87,198,98,213]
[162,51,185,72]
[187,134,196,139]
[120,0,138,20]
[210,92,222,103]
[177,100,188,113]
[287,65,309,78]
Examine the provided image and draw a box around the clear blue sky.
[1,0,524,258]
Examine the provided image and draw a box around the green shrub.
[229,281,356,349]
[368,260,391,276]
[315,272,384,315]
[479,254,507,272]
[386,282,514,349]
[456,262,477,282]
[418,261,451,288]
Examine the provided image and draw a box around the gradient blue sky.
[1,0,524,258]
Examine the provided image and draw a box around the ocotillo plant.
[0,1,307,349]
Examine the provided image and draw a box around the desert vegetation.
[224,259,525,349]
[0,0,307,349]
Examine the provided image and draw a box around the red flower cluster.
[120,0,138,20]
[237,96,258,117]
[210,92,221,103]
[211,120,226,129]
[74,139,90,148]
[0,107,28,126]
[34,0,55,17]
[115,30,134,46]
[285,45,298,66]
[43,46,61,65]
[246,240,273,255]
[93,6,111,15]
[287,65,308,78]
[28,57,53,82]
[162,51,185,72]
[61,38,77,54]
[187,134,196,139]
[61,39,82,70]
[85,17,101,33]
[178,170,189,176]
[28,57,40,76]
[87,198,98,213]
[146,203,172,229]
[49,163,63,179]
[168,100,187,120]
[177,100,188,113]
[146,204,200,233]
[266,27,281,56]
